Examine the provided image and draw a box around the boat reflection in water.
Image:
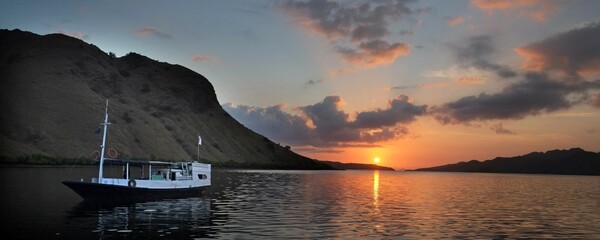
[67,197,214,239]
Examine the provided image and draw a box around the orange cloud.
[530,1,558,22]
[135,27,171,38]
[514,21,600,77]
[471,0,538,10]
[471,0,558,22]
[447,16,464,26]
[191,54,216,62]
[513,47,547,71]
[338,40,410,66]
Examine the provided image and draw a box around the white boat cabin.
[91,159,211,189]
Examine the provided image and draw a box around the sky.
[2,0,599,169]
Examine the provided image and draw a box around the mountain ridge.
[320,160,395,171]
[0,29,331,169]
[412,148,600,175]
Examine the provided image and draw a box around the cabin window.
[197,174,207,180]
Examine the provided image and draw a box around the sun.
[373,157,381,164]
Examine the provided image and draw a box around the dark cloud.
[282,0,417,67]
[222,103,315,146]
[399,30,413,36]
[337,39,410,65]
[515,21,600,77]
[282,0,415,41]
[586,129,596,134]
[298,96,357,142]
[592,92,600,108]
[436,23,600,124]
[354,95,427,128]
[305,79,323,85]
[450,35,517,78]
[490,123,515,135]
[431,73,598,124]
[223,94,426,148]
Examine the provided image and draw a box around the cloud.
[431,72,598,124]
[450,35,517,78]
[470,0,558,22]
[587,129,597,134]
[305,79,323,85]
[191,54,217,62]
[336,39,410,66]
[392,76,484,90]
[298,96,358,143]
[222,103,315,146]
[56,30,89,40]
[591,92,600,108]
[281,0,418,68]
[456,76,484,84]
[490,123,515,135]
[135,27,172,39]
[446,16,464,26]
[471,0,539,10]
[515,21,600,78]
[530,1,558,22]
[223,94,426,148]
[353,95,427,129]
[399,30,413,36]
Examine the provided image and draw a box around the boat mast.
[98,99,110,182]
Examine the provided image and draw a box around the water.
[1,167,599,239]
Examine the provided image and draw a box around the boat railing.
[176,175,193,181]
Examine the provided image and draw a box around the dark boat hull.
[62,181,208,202]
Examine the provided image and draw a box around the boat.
[62,100,211,202]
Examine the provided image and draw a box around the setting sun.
[373,157,381,164]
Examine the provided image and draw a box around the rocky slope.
[0,29,331,169]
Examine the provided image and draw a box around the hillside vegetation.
[0,29,331,169]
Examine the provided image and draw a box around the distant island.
[412,148,600,176]
[320,161,395,171]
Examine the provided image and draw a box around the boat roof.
[95,158,189,166]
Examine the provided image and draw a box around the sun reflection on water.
[373,170,379,211]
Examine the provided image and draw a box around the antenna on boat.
[197,132,201,162]
[98,99,110,182]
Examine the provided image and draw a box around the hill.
[412,148,600,175]
[321,161,395,171]
[0,29,331,169]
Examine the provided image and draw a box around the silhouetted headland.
[412,148,600,175]
[0,29,332,170]
[321,161,395,171]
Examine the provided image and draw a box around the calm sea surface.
[1,167,599,239]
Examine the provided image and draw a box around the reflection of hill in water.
[67,197,214,238]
